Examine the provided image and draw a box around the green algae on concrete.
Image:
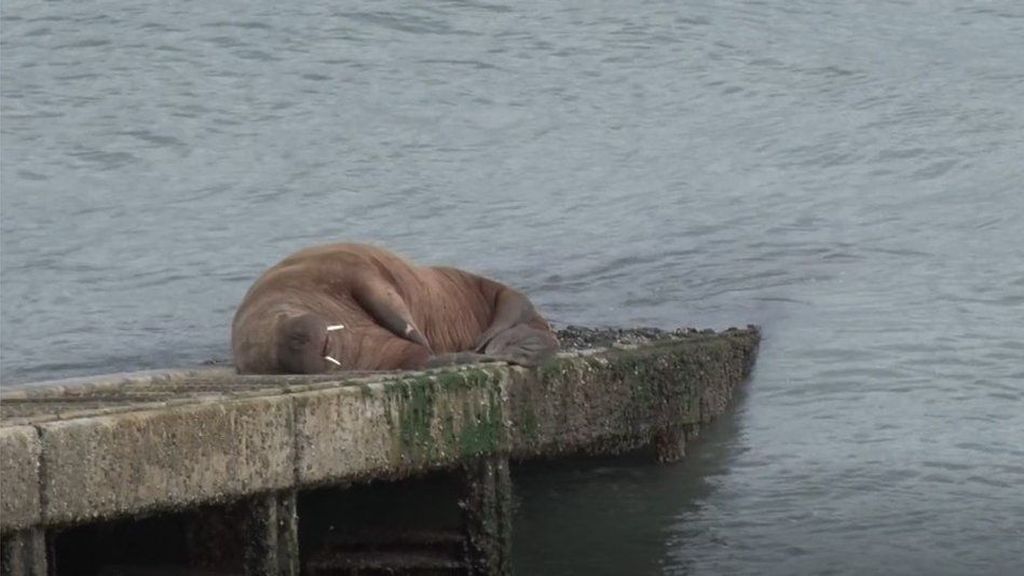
[292,366,511,487]
[384,368,506,472]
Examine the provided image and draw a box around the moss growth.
[436,370,470,392]
[439,407,457,453]
[383,368,508,467]
[518,402,539,446]
[389,376,439,464]
[457,388,503,456]
[435,367,496,393]
[538,357,565,385]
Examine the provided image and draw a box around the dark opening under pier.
[1,326,759,575]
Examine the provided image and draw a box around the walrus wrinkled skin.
[231,243,559,374]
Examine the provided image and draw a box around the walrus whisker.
[327,324,345,331]
[324,355,342,366]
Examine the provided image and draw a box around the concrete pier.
[0,326,759,575]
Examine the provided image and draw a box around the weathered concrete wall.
[0,427,41,531]
[506,329,757,458]
[293,371,508,486]
[0,327,759,533]
[40,396,295,526]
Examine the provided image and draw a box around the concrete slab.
[0,326,759,529]
[505,330,758,457]
[40,396,295,526]
[0,426,41,532]
[293,367,508,485]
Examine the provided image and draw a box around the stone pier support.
[0,529,48,576]
[242,491,299,576]
[654,426,686,463]
[460,456,512,576]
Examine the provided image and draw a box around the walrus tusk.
[327,324,345,331]
[324,355,342,366]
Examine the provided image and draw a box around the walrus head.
[276,314,341,374]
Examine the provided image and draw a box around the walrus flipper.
[354,279,433,352]
[482,324,559,367]
[474,287,536,352]
[426,351,499,368]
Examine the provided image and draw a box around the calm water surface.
[2,0,1022,573]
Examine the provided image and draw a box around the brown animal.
[231,243,559,374]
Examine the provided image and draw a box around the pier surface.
[1,326,759,575]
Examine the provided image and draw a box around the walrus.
[231,243,559,374]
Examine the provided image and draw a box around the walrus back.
[413,267,496,352]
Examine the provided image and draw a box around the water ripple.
[2,0,1023,573]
